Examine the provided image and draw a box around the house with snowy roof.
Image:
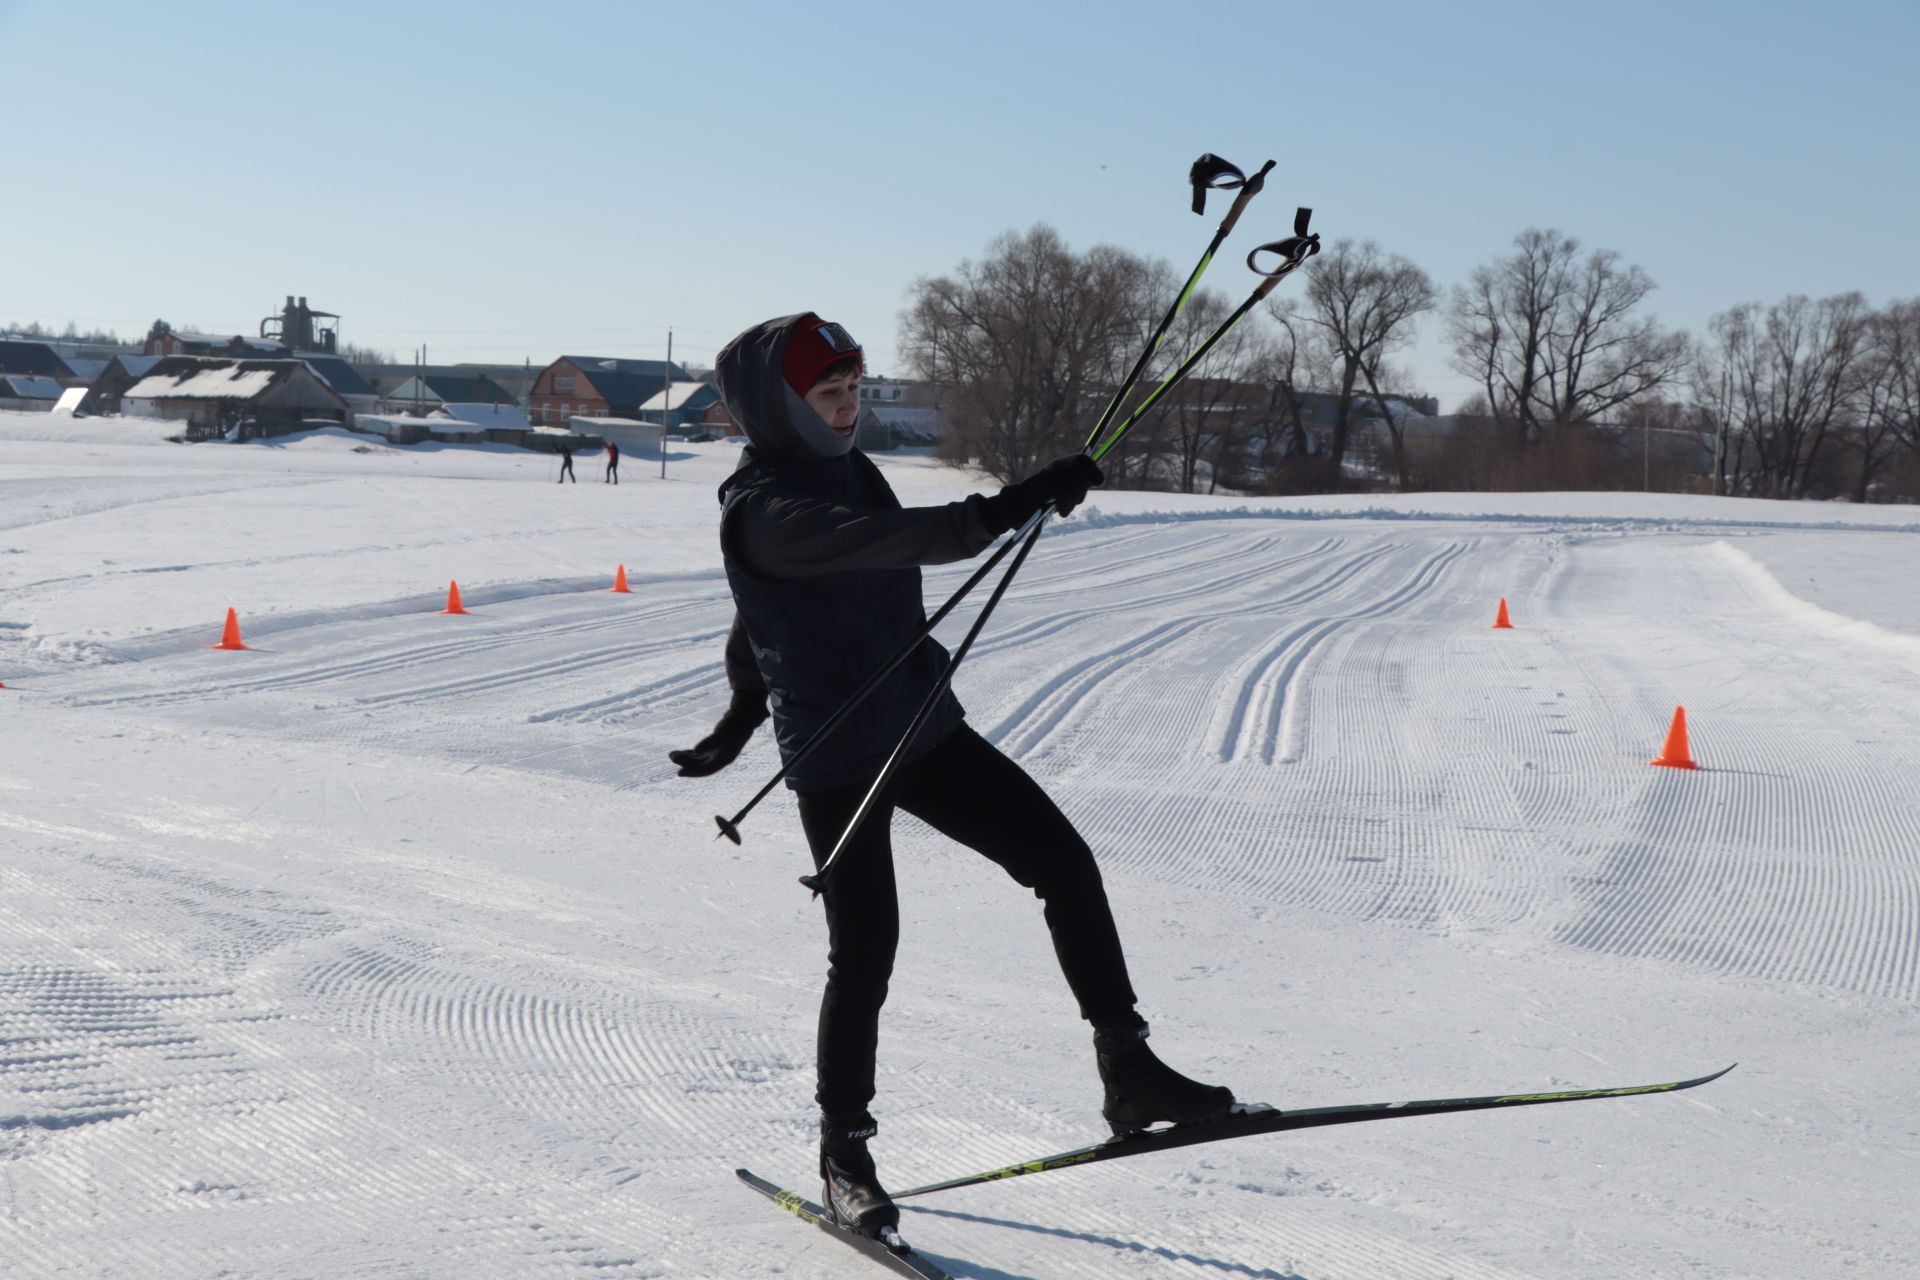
[120,357,347,440]
[75,356,166,415]
[635,380,722,430]
[527,356,690,427]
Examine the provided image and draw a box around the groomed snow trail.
[2,433,1917,1279]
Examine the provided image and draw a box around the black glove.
[981,454,1104,533]
[669,689,770,777]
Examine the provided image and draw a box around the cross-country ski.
[737,1169,958,1280]
[896,1065,1736,1199]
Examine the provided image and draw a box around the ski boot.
[820,1115,905,1250]
[1094,1018,1236,1137]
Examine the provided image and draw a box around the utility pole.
[661,327,672,480]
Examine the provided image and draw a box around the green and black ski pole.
[1088,210,1321,463]
[798,507,1052,895]
[711,509,1041,844]
[1079,155,1276,452]
[712,153,1269,845]
[802,212,1322,893]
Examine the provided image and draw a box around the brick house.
[527,356,690,426]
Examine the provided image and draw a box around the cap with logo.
[781,314,864,395]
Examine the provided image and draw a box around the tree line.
[899,225,1920,502]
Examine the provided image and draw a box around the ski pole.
[801,212,1323,893]
[1088,209,1321,464]
[711,501,1050,844]
[1080,155,1276,454]
[798,509,1051,895]
[714,157,1259,844]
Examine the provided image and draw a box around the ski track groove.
[0,854,776,1278]
[1533,538,1920,1000]
[60,601,726,713]
[983,539,1379,756]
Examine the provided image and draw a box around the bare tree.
[1703,292,1873,497]
[1282,238,1435,490]
[1236,317,1332,494]
[339,341,397,366]
[1447,229,1688,448]
[1864,300,1920,494]
[899,225,1156,482]
[1130,288,1266,493]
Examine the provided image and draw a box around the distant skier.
[669,313,1235,1245]
[605,440,619,484]
[558,446,576,483]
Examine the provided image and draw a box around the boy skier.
[671,312,1235,1243]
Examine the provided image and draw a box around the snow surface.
[2,407,1917,1279]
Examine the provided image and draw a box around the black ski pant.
[794,722,1138,1124]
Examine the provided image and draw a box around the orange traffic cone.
[213,607,249,650]
[1492,598,1513,629]
[1651,706,1698,769]
[441,581,470,615]
[611,564,632,593]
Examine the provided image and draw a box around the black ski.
[737,1168,956,1280]
[895,1064,1735,1199]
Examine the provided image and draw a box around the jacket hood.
[715,313,855,459]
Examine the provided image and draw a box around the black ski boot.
[1094,1018,1235,1137]
[819,1115,903,1248]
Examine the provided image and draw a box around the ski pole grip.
[1216,159,1276,237]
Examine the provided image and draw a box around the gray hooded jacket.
[713,314,1002,791]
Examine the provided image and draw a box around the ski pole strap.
[1248,207,1319,276]
[1189,153,1247,215]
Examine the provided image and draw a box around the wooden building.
[120,357,348,440]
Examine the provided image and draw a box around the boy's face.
[803,370,862,436]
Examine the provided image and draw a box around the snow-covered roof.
[569,416,654,432]
[435,402,531,428]
[637,381,717,413]
[126,366,281,401]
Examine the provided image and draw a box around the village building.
[119,357,348,440]
[142,321,289,360]
[0,374,65,412]
[0,340,78,380]
[380,373,517,415]
[357,363,539,403]
[635,380,723,432]
[527,356,689,426]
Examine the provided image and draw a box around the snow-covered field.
[3,410,1917,1280]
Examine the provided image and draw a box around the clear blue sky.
[5,0,1915,409]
